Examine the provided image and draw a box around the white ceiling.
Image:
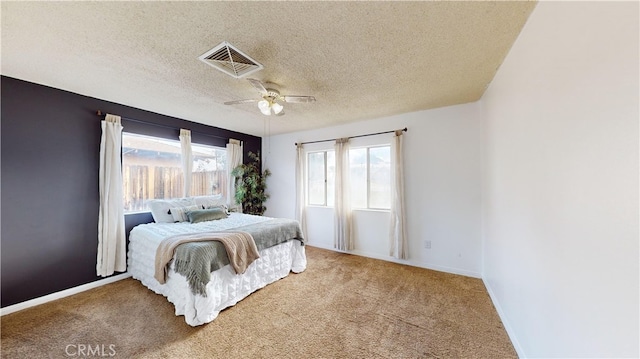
[1,1,536,137]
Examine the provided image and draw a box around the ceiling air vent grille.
[198,41,263,78]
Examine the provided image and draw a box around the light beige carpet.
[1,246,516,358]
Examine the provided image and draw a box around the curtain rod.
[295,127,407,146]
[96,110,232,142]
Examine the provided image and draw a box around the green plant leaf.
[230,151,271,215]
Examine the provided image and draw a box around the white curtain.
[179,129,192,197]
[295,143,307,238]
[390,130,408,259]
[226,139,243,212]
[97,114,126,277]
[334,138,353,251]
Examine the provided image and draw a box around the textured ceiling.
[1,1,536,137]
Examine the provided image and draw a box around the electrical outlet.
[424,240,431,249]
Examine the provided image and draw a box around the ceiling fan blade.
[246,78,268,95]
[283,95,316,103]
[224,99,259,105]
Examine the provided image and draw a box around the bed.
[127,200,306,326]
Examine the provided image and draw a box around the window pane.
[307,152,326,205]
[326,151,335,207]
[349,148,367,208]
[122,133,226,213]
[369,146,391,209]
[123,133,182,213]
[191,143,227,198]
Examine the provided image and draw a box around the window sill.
[125,211,152,216]
[352,208,390,213]
[305,205,390,213]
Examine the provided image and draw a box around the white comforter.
[127,213,307,326]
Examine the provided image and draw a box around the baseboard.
[1,272,131,316]
[306,243,482,278]
[482,277,525,358]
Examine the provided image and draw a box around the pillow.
[186,208,229,224]
[170,205,200,223]
[192,194,226,209]
[147,198,196,223]
[204,204,230,214]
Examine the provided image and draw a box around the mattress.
[127,213,307,326]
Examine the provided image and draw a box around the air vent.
[198,41,263,78]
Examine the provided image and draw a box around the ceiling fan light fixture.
[225,78,316,116]
[272,102,284,115]
[258,99,272,115]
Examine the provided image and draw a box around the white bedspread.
[127,213,307,326]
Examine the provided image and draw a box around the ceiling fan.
[224,78,316,116]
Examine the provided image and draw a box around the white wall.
[264,102,483,277]
[481,2,639,358]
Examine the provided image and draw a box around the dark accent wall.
[1,76,261,307]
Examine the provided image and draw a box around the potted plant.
[231,151,271,215]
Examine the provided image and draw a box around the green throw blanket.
[173,218,305,296]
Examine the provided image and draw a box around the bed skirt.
[128,240,306,326]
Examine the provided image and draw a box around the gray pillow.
[170,205,200,222]
[186,208,229,223]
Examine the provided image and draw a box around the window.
[122,133,226,213]
[350,146,391,209]
[307,151,334,206]
[306,145,390,209]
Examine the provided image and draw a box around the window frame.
[121,131,227,214]
[349,144,391,211]
[304,144,391,211]
[306,150,329,207]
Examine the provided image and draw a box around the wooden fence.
[123,165,227,212]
